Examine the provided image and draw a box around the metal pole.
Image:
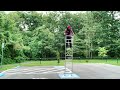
[72,36,73,74]
[1,44,3,68]
[65,35,66,75]
[117,58,118,64]
[40,58,41,64]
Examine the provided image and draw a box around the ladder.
[58,35,80,79]
[64,35,74,75]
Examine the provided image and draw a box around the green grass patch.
[0,63,19,72]
[73,59,120,66]
[20,60,64,66]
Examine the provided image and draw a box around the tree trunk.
[90,42,93,59]
[88,46,90,58]
[85,42,88,58]
[88,38,90,58]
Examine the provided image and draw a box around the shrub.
[3,58,16,65]
[15,56,25,63]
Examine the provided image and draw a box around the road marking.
[2,66,72,75]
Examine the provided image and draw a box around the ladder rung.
[65,62,72,63]
[65,57,73,58]
[66,42,70,43]
[65,59,72,60]
[65,35,73,36]
[66,55,73,56]
[66,40,73,41]
[65,58,73,59]
[66,57,73,58]
[65,58,73,61]
[66,42,73,43]
[66,39,73,40]
[66,41,72,42]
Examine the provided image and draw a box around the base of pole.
[0,73,5,77]
[59,73,80,79]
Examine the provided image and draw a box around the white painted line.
[3,66,72,75]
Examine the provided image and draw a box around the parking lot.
[0,63,120,79]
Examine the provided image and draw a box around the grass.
[73,59,120,66]
[21,60,64,66]
[0,60,64,72]
[0,63,19,72]
[0,59,120,72]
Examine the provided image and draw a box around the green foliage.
[15,56,25,63]
[0,11,120,65]
[98,47,108,58]
[3,58,16,65]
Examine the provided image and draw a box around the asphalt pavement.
[0,63,120,79]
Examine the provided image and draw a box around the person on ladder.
[64,25,74,48]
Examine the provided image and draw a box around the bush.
[3,58,16,65]
[15,56,25,63]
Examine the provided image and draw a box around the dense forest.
[0,11,120,64]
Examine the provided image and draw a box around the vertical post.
[106,58,107,62]
[1,43,4,68]
[65,35,66,74]
[40,58,41,64]
[1,49,2,67]
[72,36,73,74]
[117,58,118,64]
